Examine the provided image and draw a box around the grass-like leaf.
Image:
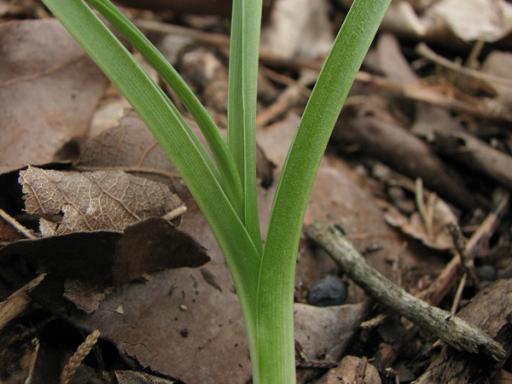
[41,0,390,382]
[256,1,391,382]
[227,0,263,248]
[40,0,261,312]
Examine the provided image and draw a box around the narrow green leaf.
[256,1,391,382]
[227,0,263,248]
[41,0,261,312]
[86,0,243,213]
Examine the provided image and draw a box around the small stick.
[417,43,512,89]
[450,273,467,315]
[447,223,482,290]
[307,223,506,362]
[162,205,187,221]
[0,208,37,240]
[0,274,46,331]
[256,71,315,127]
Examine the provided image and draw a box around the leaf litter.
[2,1,512,383]
[0,19,108,169]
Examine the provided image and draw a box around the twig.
[307,223,506,362]
[466,40,485,70]
[334,113,476,210]
[0,274,46,331]
[447,223,482,290]
[0,207,37,239]
[415,179,433,239]
[450,273,467,315]
[256,71,315,127]
[60,329,101,384]
[162,205,187,221]
[417,126,512,190]
[415,279,512,383]
[417,43,512,90]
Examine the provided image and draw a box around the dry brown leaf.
[294,303,366,363]
[381,0,512,44]
[19,167,182,235]
[482,51,512,108]
[317,356,381,384]
[0,19,108,168]
[261,0,333,59]
[376,33,418,84]
[0,217,209,288]
[80,111,173,174]
[384,197,458,251]
[428,0,512,43]
[80,110,274,188]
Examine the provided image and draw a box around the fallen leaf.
[69,195,253,384]
[294,303,366,362]
[376,33,418,84]
[0,19,107,168]
[257,113,300,172]
[261,0,333,59]
[384,199,458,251]
[19,166,182,235]
[79,110,174,177]
[317,355,381,384]
[482,51,512,107]
[428,0,512,42]
[80,109,274,188]
[0,217,209,288]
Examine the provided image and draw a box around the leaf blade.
[227,0,263,248]
[41,0,261,303]
[256,1,391,382]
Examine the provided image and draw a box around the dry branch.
[417,126,512,190]
[0,274,45,331]
[307,223,506,362]
[415,279,512,383]
[333,114,476,210]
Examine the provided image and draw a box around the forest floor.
[1,0,512,383]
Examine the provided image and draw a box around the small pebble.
[180,328,189,338]
[475,265,497,282]
[307,275,347,307]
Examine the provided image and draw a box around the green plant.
[41,0,390,382]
